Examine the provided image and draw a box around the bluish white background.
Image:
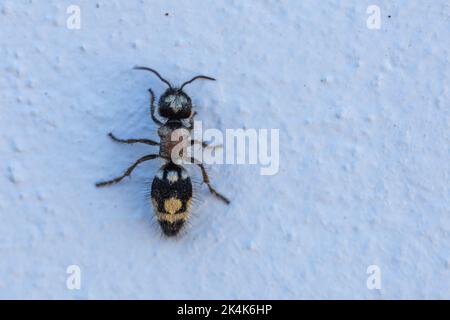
[0,0,449,299]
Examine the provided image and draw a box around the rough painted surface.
[1,0,449,299]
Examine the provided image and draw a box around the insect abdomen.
[151,162,192,236]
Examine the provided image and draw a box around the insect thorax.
[158,120,191,161]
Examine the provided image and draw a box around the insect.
[96,66,230,237]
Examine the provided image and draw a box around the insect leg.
[195,162,230,205]
[108,133,159,146]
[190,111,198,119]
[148,88,164,126]
[188,111,197,128]
[96,154,159,187]
[191,140,222,149]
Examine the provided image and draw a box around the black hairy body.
[151,162,193,236]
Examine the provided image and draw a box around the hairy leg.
[191,139,222,149]
[96,154,159,187]
[149,88,164,126]
[108,133,159,146]
[188,111,197,128]
[196,163,230,205]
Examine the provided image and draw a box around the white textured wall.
[1,0,449,299]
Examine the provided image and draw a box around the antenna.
[180,75,216,90]
[133,66,173,89]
